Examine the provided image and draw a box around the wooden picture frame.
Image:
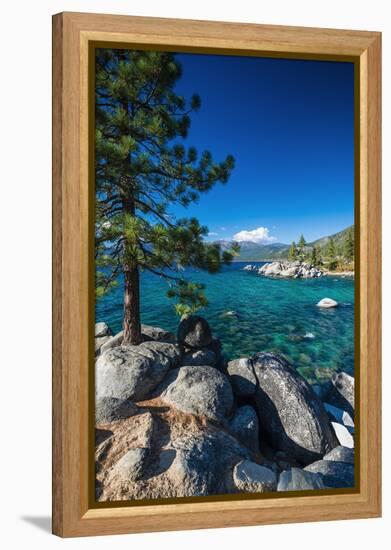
[52,12,381,537]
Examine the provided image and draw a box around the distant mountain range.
[215,225,354,262]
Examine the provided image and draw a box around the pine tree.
[311,246,317,266]
[344,227,354,262]
[316,245,322,266]
[327,237,337,270]
[288,241,298,261]
[297,234,307,262]
[95,49,237,345]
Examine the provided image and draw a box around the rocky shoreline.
[243,261,354,279]
[95,316,355,501]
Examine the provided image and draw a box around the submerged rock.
[277,467,325,491]
[233,460,277,493]
[229,405,260,453]
[252,352,338,464]
[161,366,233,422]
[177,315,212,348]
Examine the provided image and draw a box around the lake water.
[96,262,355,385]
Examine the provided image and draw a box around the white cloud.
[232,226,277,244]
[208,231,219,237]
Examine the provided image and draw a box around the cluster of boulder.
[95,316,355,502]
[244,261,324,279]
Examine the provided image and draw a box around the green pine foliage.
[288,241,298,261]
[297,234,307,261]
[95,49,238,339]
[327,237,338,270]
[343,227,354,262]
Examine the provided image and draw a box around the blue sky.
[170,53,355,244]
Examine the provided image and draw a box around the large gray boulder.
[96,341,179,401]
[177,315,212,348]
[138,340,181,368]
[100,331,124,354]
[233,460,277,493]
[99,324,176,355]
[95,397,139,424]
[252,352,338,464]
[227,357,257,397]
[333,372,354,405]
[141,324,176,344]
[161,366,233,422]
[323,446,354,464]
[167,437,216,496]
[167,428,250,496]
[229,405,260,453]
[95,335,112,356]
[277,467,325,491]
[325,372,355,418]
[304,459,355,488]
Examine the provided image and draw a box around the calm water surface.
[96,262,355,385]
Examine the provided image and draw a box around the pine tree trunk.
[122,261,142,346]
[121,188,142,346]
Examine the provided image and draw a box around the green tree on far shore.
[343,227,354,262]
[288,241,298,261]
[95,49,238,345]
[327,237,338,271]
[297,234,307,262]
[310,245,323,267]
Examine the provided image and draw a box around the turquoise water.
[96,262,355,385]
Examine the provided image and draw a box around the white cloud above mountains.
[232,226,277,244]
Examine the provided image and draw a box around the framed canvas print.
[52,12,381,537]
